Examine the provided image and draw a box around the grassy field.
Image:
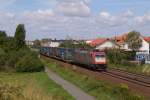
[0,72,74,100]
[108,63,150,75]
[42,57,145,100]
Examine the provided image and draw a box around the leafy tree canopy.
[14,24,26,49]
[0,31,7,38]
[0,31,7,46]
[126,31,142,51]
[0,24,44,72]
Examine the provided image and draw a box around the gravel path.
[45,67,95,100]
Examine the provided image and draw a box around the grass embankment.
[108,63,150,75]
[0,72,74,100]
[42,57,144,100]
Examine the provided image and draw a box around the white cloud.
[22,9,55,21]
[96,10,136,28]
[135,13,150,24]
[0,2,150,40]
[56,0,92,3]
[99,12,110,19]
[54,1,91,17]
[97,12,126,27]
[122,10,134,17]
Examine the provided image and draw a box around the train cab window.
[95,55,105,62]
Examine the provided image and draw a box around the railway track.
[102,70,150,88]
[109,68,150,78]
[108,68,150,83]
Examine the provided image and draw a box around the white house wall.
[139,39,149,54]
[49,42,60,47]
[121,37,149,54]
[96,41,118,50]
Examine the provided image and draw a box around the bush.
[0,48,7,70]
[106,49,137,67]
[106,49,127,64]
[0,26,44,72]
[15,52,44,72]
[5,51,19,68]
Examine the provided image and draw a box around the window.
[95,55,105,62]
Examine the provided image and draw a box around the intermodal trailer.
[40,47,51,56]
[57,47,74,61]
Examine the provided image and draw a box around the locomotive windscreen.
[95,54,105,62]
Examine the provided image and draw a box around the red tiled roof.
[114,33,128,45]
[144,37,150,42]
[88,38,109,47]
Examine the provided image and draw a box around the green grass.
[0,72,74,100]
[108,63,150,75]
[42,57,145,100]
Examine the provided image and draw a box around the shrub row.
[106,49,136,66]
[0,47,44,72]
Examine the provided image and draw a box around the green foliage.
[14,24,26,49]
[126,31,142,51]
[4,37,16,51]
[0,31,7,38]
[106,49,127,64]
[0,31,7,47]
[106,49,136,66]
[0,24,44,72]
[0,48,7,70]
[15,52,44,72]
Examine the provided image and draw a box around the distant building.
[144,37,150,43]
[86,38,118,50]
[114,33,128,50]
[114,34,150,54]
[49,41,60,47]
[41,40,60,47]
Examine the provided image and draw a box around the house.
[41,39,60,47]
[49,40,60,47]
[144,37,150,43]
[114,34,150,54]
[114,33,128,50]
[87,38,118,50]
[139,37,149,54]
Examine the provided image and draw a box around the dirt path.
[45,67,95,100]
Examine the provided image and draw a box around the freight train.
[40,47,107,70]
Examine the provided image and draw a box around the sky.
[0,0,150,40]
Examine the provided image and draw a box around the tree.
[14,24,26,49]
[126,31,142,51]
[0,31,7,38]
[0,31,7,46]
